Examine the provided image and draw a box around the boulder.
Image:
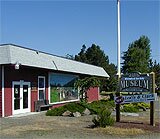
[62,110,72,117]
[73,112,81,117]
[82,108,91,116]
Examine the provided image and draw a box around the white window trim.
[48,73,51,104]
[2,66,4,117]
[38,76,45,100]
[48,73,80,105]
[50,99,80,105]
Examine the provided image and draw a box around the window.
[38,76,45,100]
[49,73,79,103]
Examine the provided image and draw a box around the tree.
[85,44,109,67]
[66,54,74,60]
[122,35,151,73]
[75,45,88,63]
[75,77,100,102]
[75,44,117,92]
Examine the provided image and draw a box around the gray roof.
[0,44,109,78]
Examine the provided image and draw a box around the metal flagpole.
[117,0,121,77]
[116,0,121,122]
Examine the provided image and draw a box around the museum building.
[0,44,109,117]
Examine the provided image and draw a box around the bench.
[34,100,52,112]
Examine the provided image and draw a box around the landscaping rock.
[82,108,91,116]
[62,110,72,116]
[73,112,81,117]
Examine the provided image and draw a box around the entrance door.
[12,81,31,115]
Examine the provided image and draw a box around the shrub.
[46,106,67,116]
[120,102,150,113]
[85,100,115,114]
[46,102,86,116]
[63,103,86,113]
[121,103,139,113]
[136,102,150,109]
[46,100,115,116]
[92,108,115,128]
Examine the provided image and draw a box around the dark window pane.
[23,85,28,109]
[39,78,44,88]
[14,85,20,110]
[39,90,44,100]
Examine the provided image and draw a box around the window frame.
[38,76,45,100]
[48,73,79,104]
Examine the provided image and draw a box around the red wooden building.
[0,44,109,117]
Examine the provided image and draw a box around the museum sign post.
[114,72,157,126]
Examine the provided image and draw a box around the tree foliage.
[122,35,151,73]
[75,44,117,91]
[122,35,160,93]
[75,77,100,102]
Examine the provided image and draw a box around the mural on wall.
[50,73,79,103]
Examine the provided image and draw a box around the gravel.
[0,98,159,139]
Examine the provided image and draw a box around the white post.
[116,0,121,122]
[117,0,121,77]
[2,66,5,117]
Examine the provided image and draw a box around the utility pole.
[116,0,121,122]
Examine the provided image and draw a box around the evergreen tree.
[75,44,117,91]
[122,36,151,73]
[75,45,88,63]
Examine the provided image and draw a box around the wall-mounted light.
[15,62,20,70]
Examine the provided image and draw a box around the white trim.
[38,76,45,100]
[12,81,31,115]
[2,66,5,117]
[49,99,79,105]
[48,73,51,104]
[98,87,100,100]
[12,81,20,115]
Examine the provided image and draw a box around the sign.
[31,82,37,91]
[120,72,150,92]
[114,93,157,104]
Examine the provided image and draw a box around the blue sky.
[0,0,159,65]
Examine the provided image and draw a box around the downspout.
[2,66,4,117]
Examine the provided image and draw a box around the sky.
[0,0,160,65]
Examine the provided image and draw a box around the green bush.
[46,100,115,116]
[46,102,86,116]
[84,100,115,114]
[46,106,67,116]
[92,108,115,128]
[63,103,86,113]
[121,103,139,113]
[136,102,150,109]
[120,102,150,113]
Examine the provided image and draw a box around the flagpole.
[116,0,121,122]
[117,0,121,77]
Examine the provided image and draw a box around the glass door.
[14,84,21,111]
[12,81,31,115]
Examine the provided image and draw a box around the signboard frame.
[115,72,156,126]
[120,72,150,93]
